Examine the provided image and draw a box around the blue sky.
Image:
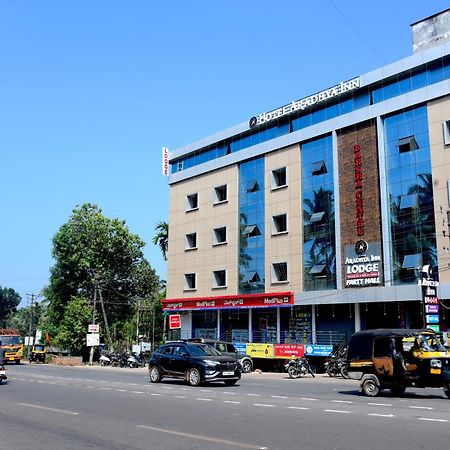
[1,1,449,307]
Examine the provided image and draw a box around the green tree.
[0,286,21,327]
[43,203,160,355]
[153,221,168,261]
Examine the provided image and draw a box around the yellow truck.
[0,329,23,364]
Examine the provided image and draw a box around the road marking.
[174,396,186,399]
[271,395,287,399]
[368,413,394,418]
[253,404,275,408]
[116,389,127,392]
[222,391,236,395]
[409,406,433,410]
[150,393,162,396]
[287,406,310,410]
[418,417,448,422]
[137,425,267,449]
[324,409,351,414]
[247,393,261,397]
[224,400,241,404]
[331,400,352,404]
[100,387,111,390]
[132,391,144,394]
[17,403,78,415]
[197,398,213,402]
[200,389,212,392]
[300,397,318,401]
[367,402,392,407]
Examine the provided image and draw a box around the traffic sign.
[88,324,100,333]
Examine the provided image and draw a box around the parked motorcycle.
[110,352,128,368]
[127,352,146,368]
[99,353,112,367]
[325,344,348,379]
[284,357,315,379]
[0,365,7,384]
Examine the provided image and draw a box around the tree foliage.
[0,286,21,327]
[43,203,160,355]
[152,221,168,261]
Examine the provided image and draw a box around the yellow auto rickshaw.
[29,344,47,363]
[346,329,450,397]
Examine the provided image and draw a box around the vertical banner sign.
[162,147,169,176]
[419,265,440,332]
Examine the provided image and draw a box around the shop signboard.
[274,344,304,359]
[233,342,247,354]
[426,315,439,324]
[162,292,294,311]
[425,304,439,313]
[427,324,440,333]
[344,241,383,287]
[246,343,274,359]
[304,344,333,357]
[169,314,181,330]
[419,265,440,331]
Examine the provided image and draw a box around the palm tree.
[153,221,168,261]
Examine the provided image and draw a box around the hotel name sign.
[249,77,360,128]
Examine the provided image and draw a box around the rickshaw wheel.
[362,379,380,397]
[390,386,406,396]
[443,383,450,399]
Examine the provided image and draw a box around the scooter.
[127,352,146,368]
[0,365,7,384]
[99,353,111,367]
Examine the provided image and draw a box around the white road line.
[17,403,78,415]
[253,404,275,408]
[287,406,310,410]
[174,396,186,399]
[247,393,262,397]
[200,389,212,392]
[137,425,267,449]
[418,417,448,422]
[197,398,213,402]
[367,402,392,407]
[271,395,287,399]
[116,389,127,392]
[150,393,162,396]
[300,397,318,401]
[132,391,144,394]
[368,413,394,418]
[409,406,433,410]
[324,409,351,414]
[331,400,352,404]
[99,387,111,390]
[224,400,241,404]
[222,391,236,395]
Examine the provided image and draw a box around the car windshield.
[188,344,222,356]
[0,336,21,345]
[418,334,446,352]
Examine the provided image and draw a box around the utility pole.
[88,286,97,366]
[136,298,140,343]
[25,293,38,356]
[98,288,113,352]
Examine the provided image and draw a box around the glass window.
[184,273,196,290]
[213,227,227,245]
[272,262,288,283]
[212,270,227,288]
[271,167,287,189]
[272,214,288,234]
[185,232,197,250]
[186,193,198,211]
[213,184,227,204]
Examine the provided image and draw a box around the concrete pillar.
[354,303,361,332]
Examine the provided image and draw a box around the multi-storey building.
[163,10,450,346]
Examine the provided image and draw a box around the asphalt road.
[1,363,450,449]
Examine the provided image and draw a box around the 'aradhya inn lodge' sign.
[344,241,383,287]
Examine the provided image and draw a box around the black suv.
[188,339,253,373]
[148,342,241,387]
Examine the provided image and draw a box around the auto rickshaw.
[346,329,450,397]
[29,344,47,363]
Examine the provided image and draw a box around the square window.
[397,136,419,153]
[213,184,228,204]
[184,273,196,290]
[399,194,418,210]
[213,227,227,245]
[185,232,197,250]
[246,180,259,192]
[212,270,227,289]
[271,167,287,190]
[311,160,327,175]
[186,193,198,211]
[272,214,288,234]
[271,262,288,283]
[242,224,261,237]
[443,120,450,146]
[402,254,422,269]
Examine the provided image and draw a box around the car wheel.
[149,366,161,383]
[362,379,380,397]
[241,359,252,373]
[188,368,202,387]
[224,379,238,386]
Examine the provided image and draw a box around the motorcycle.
[325,344,349,379]
[0,365,7,384]
[99,353,112,367]
[127,352,146,368]
[284,357,315,379]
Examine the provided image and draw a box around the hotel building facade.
[163,10,450,346]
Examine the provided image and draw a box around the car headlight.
[431,359,442,368]
[204,360,220,366]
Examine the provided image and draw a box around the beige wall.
[167,165,239,298]
[428,97,450,283]
[264,144,302,293]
